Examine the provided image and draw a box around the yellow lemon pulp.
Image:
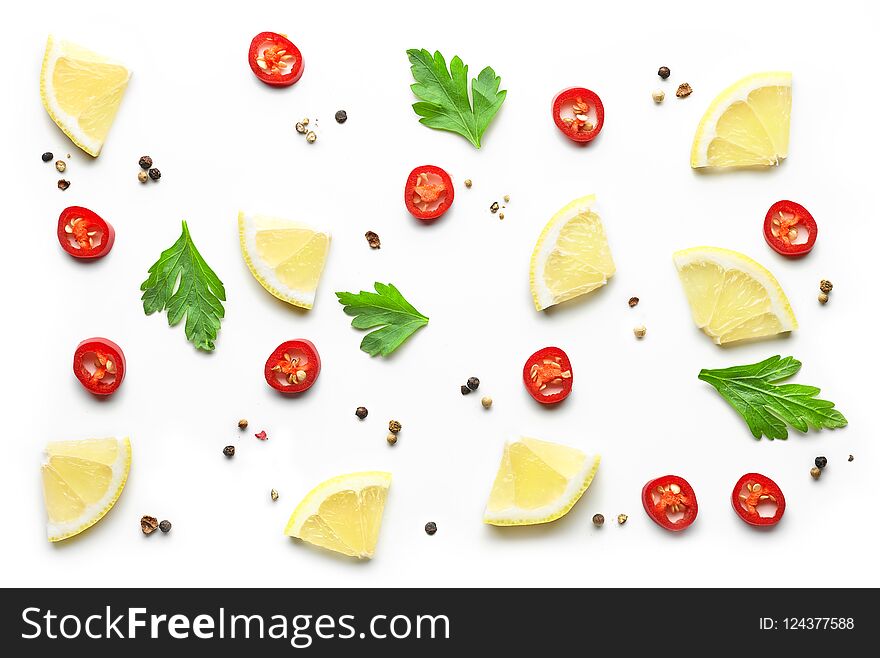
[239,211,330,310]
[691,72,791,168]
[673,246,797,344]
[484,438,600,526]
[42,437,131,541]
[285,472,391,559]
[40,36,131,157]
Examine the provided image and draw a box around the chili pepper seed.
[652,89,665,103]
[306,131,317,144]
[355,406,369,419]
[498,212,505,220]
[57,179,70,191]
[55,160,66,172]
[148,168,161,181]
[503,195,510,203]
[42,151,54,162]
[238,418,248,429]
[223,445,235,457]
[141,515,159,535]
[815,456,828,469]
[676,83,693,98]
[820,279,833,294]
[481,396,493,409]
[628,297,639,308]
[137,171,148,183]
[658,66,671,79]
[159,520,172,533]
[271,489,279,502]
[388,420,402,434]
[365,231,381,249]
[386,433,398,446]
[461,384,471,395]
[592,513,605,527]
[810,466,821,479]
[138,155,153,169]
[335,110,347,123]
[424,521,437,535]
[617,514,628,525]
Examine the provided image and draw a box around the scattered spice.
[138,155,153,169]
[633,325,647,338]
[460,384,471,395]
[498,212,505,220]
[810,466,821,480]
[365,231,381,249]
[592,513,605,527]
[301,118,310,127]
[676,83,693,98]
[306,131,317,144]
[490,201,499,214]
[255,430,268,440]
[223,445,235,457]
[271,489,279,502]
[818,292,829,304]
[815,456,828,469]
[148,168,161,181]
[158,520,172,533]
[652,89,665,103]
[55,160,66,172]
[467,377,480,391]
[295,122,307,134]
[424,521,437,535]
[238,418,248,429]
[819,279,833,294]
[464,178,472,188]
[42,151,54,162]
[388,420,402,434]
[386,432,398,446]
[355,406,369,419]
[848,454,854,462]
[141,515,159,535]
[503,195,510,203]
[481,396,493,409]
[617,513,628,525]
[137,170,148,183]
[628,296,639,308]
[57,179,70,191]
[335,110,347,123]
[658,66,671,79]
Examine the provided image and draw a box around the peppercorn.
[141,515,159,535]
[137,170,148,183]
[355,406,368,419]
[148,168,161,181]
[634,325,647,338]
[271,489,279,502]
[490,202,499,213]
[498,212,505,220]
[592,513,605,527]
[389,420,402,434]
[810,466,821,479]
[223,445,235,457]
[818,292,829,304]
[464,179,472,188]
[306,131,317,144]
[424,521,437,535]
[652,89,665,103]
[365,231,381,249]
[503,195,510,203]
[57,179,70,191]
[819,280,833,294]
[41,151,54,162]
[158,520,172,533]
[295,122,306,134]
[617,513,628,525]
[815,456,828,469]
[848,454,854,462]
[386,433,398,446]
[138,155,153,169]
[481,396,493,409]
[676,83,693,98]
[467,377,480,391]
[628,297,639,307]
[658,66,671,79]
[335,110,347,123]
[237,419,248,429]
[461,384,471,395]
[55,160,66,172]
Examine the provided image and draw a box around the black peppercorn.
[42,151,54,162]
[158,520,172,533]
[658,66,671,79]
[139,155,153,169]
[355,406,368,419]
[223,445,235,457]
[460,384,471,395]
[148,168,161,181]
[424,521,437,535]
[592,513,605,527]
[815,456,828,469]
[467,377,480,391]
[335,110,347,123]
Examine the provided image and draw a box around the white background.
[2,0,877,588]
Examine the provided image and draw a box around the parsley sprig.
[336,283,429,356]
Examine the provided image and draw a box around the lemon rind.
[44,437,131,542]
[690,71,792,169]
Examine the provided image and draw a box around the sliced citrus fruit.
[673,246,797,345]
[691,72,791,168]
[530,195,615,311]
[285,471,391,559]
[483,438,600,526]
[239,211,331,310]
[40,36,131,157]
[42,437,131,542]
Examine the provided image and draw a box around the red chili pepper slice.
[763,200,817,257]
[552,87,605,143]
[522,346,574,404]
[264,340,321,393]
[57,206,115,259]
[72,338,126,396]
[248,32,304,87]
[642,475,698,532]
[731,473,786,527]
[404,165,454,221]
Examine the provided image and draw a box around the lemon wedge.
[239,211,330,310]
[40,36,131,157]
[484,438,600,526]
[42,437,131,542]
[673,246,797,344]
[285,471,391,559]
[691,72,791,168]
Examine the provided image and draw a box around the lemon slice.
[42,437,131,542]
[40,36,131,157]
[285,471,391,559]
[484,438,600,526]
[239,211,331,310]
[530,195,615,311]
[691,72,791,168]
[673,247,798,344]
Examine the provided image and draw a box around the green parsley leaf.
[140,221,226,351]
[698,355,847,440]
[335,283,429,356]
[406,48,507,149]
